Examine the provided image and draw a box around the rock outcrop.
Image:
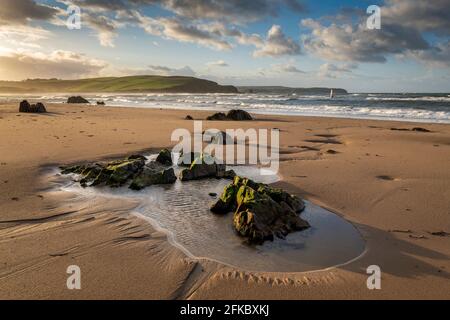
[226,109,253,121]
[19,100,30,112]
[179,154,236,181]
[206,109,253,121]
[211,176,309,244]
[155,149,173,165]
[207,112,228,121]
[129,162,176,190]
[19,100,47,113]
[67,96,90,104]
[61,154,176,190]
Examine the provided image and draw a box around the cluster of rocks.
[60,150,235,189]
[61,150,176,190]
[211,176,310,244]
[207,109,253,121]
[61,150,309,245]
[19,100,47,113]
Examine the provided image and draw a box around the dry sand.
[0,102,449,299]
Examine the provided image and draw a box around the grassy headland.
[0,76,238,93]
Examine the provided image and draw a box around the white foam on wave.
[2,93,449,124]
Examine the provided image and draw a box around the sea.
[2,92,450,123]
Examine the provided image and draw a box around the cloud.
[272,62,304,73]
[253,25,301,57]
[206,60,229,67]
[0,25,51,48]
[83,15,119,47]
[160,0,305,23]
[318,63,358,78]
[301,18,429,63]
[139,16,232,50]
[301,0,450,68]
[62,0,305,23]
[402,41,450,68]
[0,50,108,80]
[382,0,450,36]
[0,0,59,25]
[146,65,196,76]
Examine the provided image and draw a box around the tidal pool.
[52,155,365,272]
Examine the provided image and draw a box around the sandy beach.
[0,102,449,300]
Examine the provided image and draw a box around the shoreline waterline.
[1,92,449,124]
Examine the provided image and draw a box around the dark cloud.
[301,0,449,67]
[64,0,305,22]
[303,19,429,62]
[139,17,232,50]
[383,0,450,36]
[0,0,59,25]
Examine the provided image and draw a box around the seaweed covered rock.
[211,176,309,244]
[61,155,146,187]
[129,162,176,190]
[61,154,177,190]
[155,149,173,165]
[179,153,235,181]
[67,96,90,104]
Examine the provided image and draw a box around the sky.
[0,0,449,92]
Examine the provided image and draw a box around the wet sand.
[0,102,449,299]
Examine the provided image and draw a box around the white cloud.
[0,50,108,80]
[206,60,229,67]
[253,25,301,57]
[318,63,358,78]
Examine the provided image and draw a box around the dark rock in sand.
[226,109,253,121]
[185,115,194,120]
[67,96,90,104]
[207,112,228,121]
[19,100,47,113]
[34,102,47,113]
[412,127,431,132]
[97,101,105,105]
[19,100,30,112]
[391,127,431,133]
[206,109,253,121]
[211,176,309,244]
[209,192,217,197]
[155,148,173,165]
[179,153,235,181]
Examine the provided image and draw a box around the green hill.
[0,76,238,93]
